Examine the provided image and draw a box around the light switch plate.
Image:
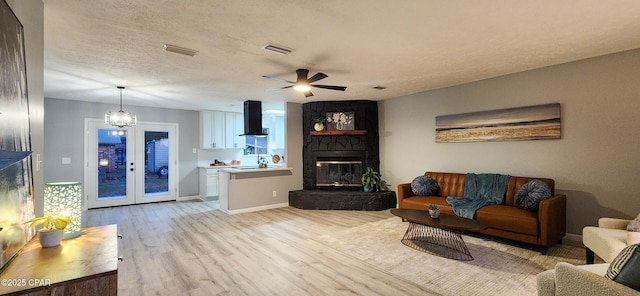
[61,157,71,164]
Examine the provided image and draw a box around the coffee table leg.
[400,222,474,261]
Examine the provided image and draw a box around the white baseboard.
[177,195,202,202]
[225,203,289,215]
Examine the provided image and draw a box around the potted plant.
[361,167,382,192]
[27,214,74,248]
[313,118,325,131]
[428,204,440,219]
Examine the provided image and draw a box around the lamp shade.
[44,182,82,239]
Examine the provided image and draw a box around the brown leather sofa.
[397,172,567,254]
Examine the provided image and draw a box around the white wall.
[380,48,640,235]
[7,0,45,215]
[44,98,200,197]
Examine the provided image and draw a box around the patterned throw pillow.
[626,213,640,232]
[516,180,552,211]
[411,176,439,196]
[605,244,640,291]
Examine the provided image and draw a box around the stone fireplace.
[301,100,380,190]
[289,100,396,210]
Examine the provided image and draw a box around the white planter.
[429,209,440,219]
[314,123,324,131]
[38,229,64,248]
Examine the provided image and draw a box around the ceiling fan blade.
[307,72,328,83]
[304,91,314,97]
[266,85,295,92]
[311,84,347,91]
[262,75,294,84]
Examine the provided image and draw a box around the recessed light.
[263,44,293,55]
[163,44,198,56]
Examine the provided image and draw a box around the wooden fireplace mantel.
[310,130,367,136]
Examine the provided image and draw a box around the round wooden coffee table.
[390,208,487,260]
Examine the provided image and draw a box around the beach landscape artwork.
[435,103,561,143]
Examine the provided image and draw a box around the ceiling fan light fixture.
[163,44,198,56]
[263,44,292,55]
[293,84,311,92]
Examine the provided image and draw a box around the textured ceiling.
[43,0,640,112]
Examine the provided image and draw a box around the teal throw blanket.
[446,173,510,219]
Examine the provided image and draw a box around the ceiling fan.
[262,69,347,97]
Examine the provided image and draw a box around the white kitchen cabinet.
[199,168,219,199]
[225,112,244,149]
[200,111,225,149]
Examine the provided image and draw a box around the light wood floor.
[85,200,437,296]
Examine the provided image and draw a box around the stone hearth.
[289,190,396,211]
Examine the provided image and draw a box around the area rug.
[316,217,584,296]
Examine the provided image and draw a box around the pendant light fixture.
[105,86,137,127]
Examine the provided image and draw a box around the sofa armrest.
[628,232,640,245]
[397,183,413,208]
[538,194,567,248]
[554,262,639,296]
[599,218,631,230]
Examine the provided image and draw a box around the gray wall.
[286,102,303,191]
[44,98,200,197]
[379,48,640,235]
[7,0,45,215]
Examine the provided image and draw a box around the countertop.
[217,166,291,173]
[199,165,290,172]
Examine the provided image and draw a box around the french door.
[84,119,178,209]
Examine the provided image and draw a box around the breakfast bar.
[217,167,294,214]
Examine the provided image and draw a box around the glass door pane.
[144,131,169,195]
[97,129,128,199]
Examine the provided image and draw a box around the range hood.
[240,100,268,136]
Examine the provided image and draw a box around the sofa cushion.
[411,175,440,196]
[626,213,640,232]
[605,244,640,291]
[401,197,453,215]
[516,179,551,211]
[475,205,538,236]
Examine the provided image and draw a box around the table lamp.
[44,182,82,239]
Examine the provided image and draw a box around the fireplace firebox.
[316,160,362,188]
[314,151,365,190]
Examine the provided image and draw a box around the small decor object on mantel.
[428,204,441,219]
[27,214,74,248]
[313,118,325,131]
[326,111,354,131]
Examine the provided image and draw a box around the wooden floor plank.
[84,200,436,295]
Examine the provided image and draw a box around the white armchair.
[582,217,640,264]
[537,262,638,296]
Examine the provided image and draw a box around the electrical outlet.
[272,190,277,198]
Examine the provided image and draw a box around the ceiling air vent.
[263,44,292,55]
[163,44,198,56]
[372,86,387,90]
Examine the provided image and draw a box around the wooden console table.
[0,224,119,295]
